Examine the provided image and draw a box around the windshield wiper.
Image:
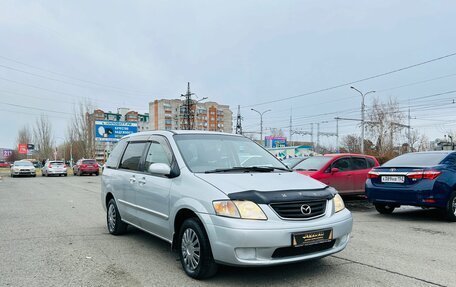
[205,166,288,174]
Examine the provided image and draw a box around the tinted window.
[332,158,352,171]
[383,152,449,167]
[351,157,367,170]
[82,160,96,164]
[439,154,456,166]
[367,157,376,168]
[144,141,172,171]
[106,140,128,168]
[294,156,332,171]
[119,142,148,171]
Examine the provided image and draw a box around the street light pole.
[350,86,375,154]
[251,108,271,144]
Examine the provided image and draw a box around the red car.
[294,153,379,195]
[0,161,10,168]
[73,159,100,176]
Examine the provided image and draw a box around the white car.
[42,161,68,177]
[10,160,36,177]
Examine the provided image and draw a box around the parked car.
[0,161,10,168]
[10,160,36,177]
[282,157,308,169]
[295,154,379,195]
[73,159,100,176]
[42,161,68,177]
[366,151,456,221]
[102,131,352,279]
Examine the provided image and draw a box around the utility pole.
[316,123,320,153]
[350,86,375,154]
[336,118,339,153]
[235,105,243,135]
[310,123,314,149]
[181,82,194,130]
[251,108,271,144]
[289,107,293,145]
[408,107,411,152]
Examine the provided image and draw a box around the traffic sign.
[18,144,27,154]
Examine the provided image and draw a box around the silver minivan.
[101,131,352,279]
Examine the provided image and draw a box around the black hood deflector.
[227,187,336,204]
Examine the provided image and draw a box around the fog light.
[235,247,256,260]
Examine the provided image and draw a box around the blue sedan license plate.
[292,229,333,247]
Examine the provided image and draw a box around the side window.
[144,140,172,171]
[352,157,368,170]
[367,157,376,168]
[441,154,456,166]
[332,158,352,172]
[119,142,148,171]
[106,139,128,169]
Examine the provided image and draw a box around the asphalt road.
[0,175,454,287]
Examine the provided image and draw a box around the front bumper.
[199,206,352,266]
[11,170,36,175]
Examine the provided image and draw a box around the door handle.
[138,177,146,185]
[129,176,136,184]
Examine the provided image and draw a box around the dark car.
[366,151,456,221]
[296,154,379,195]
[73,159,99,176]
[281,156,308,169]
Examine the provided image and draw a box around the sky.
[1,0,456,149]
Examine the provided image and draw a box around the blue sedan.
[365,151,456,221]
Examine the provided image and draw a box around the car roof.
[122,130,243,139]
[323,153,377,158]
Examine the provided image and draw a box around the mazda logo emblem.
[300,204,312,215]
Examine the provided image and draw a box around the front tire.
[178,218,218,279]
[375,203,396,214]
[107,199,128,235]
[445,192,456,222]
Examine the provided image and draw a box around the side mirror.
[331,167,340,174]
[148,163,171,176]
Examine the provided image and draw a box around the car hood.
[195,171,327,195]
[296,170,318,176]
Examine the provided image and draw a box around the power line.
[0,101,74,115]
[242,52,456,108]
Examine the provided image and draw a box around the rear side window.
[106,140,128,169]
[367,157,376,168]
[351,157,367,170]
[119,142,148,171]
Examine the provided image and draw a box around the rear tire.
[95,172,99,176]
[375,203,396,214]
[107,199,128,235]
[445,192,456,222]
[178,218,218,279]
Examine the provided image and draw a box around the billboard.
[264,136,287,148]
[1,149,13,160]
[94,121,138,142]
[18,144,28,154]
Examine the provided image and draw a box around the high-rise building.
[149,99,233,133]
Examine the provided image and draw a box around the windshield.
[50,161,64,165]
[382,152,448,167]
[174,134,287,173]
[294,156,332,171]
[14,161,33,167]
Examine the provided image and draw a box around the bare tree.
[33,114,54,160]
[366,97,406,158]
[15,125,33,159]
[341,134,361,153]
[67,100,95,159]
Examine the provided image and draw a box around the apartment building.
[149,99,233,133]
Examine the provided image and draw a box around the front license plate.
[292,229,333,247]
[381,176,405,183]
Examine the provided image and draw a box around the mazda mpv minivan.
[101,131,353,279]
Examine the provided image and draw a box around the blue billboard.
[95,121,138,142]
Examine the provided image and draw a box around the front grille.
[272,240,336,258]
[270,200,327,219]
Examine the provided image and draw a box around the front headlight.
[213,200,267,220]
[333,194,345,213]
